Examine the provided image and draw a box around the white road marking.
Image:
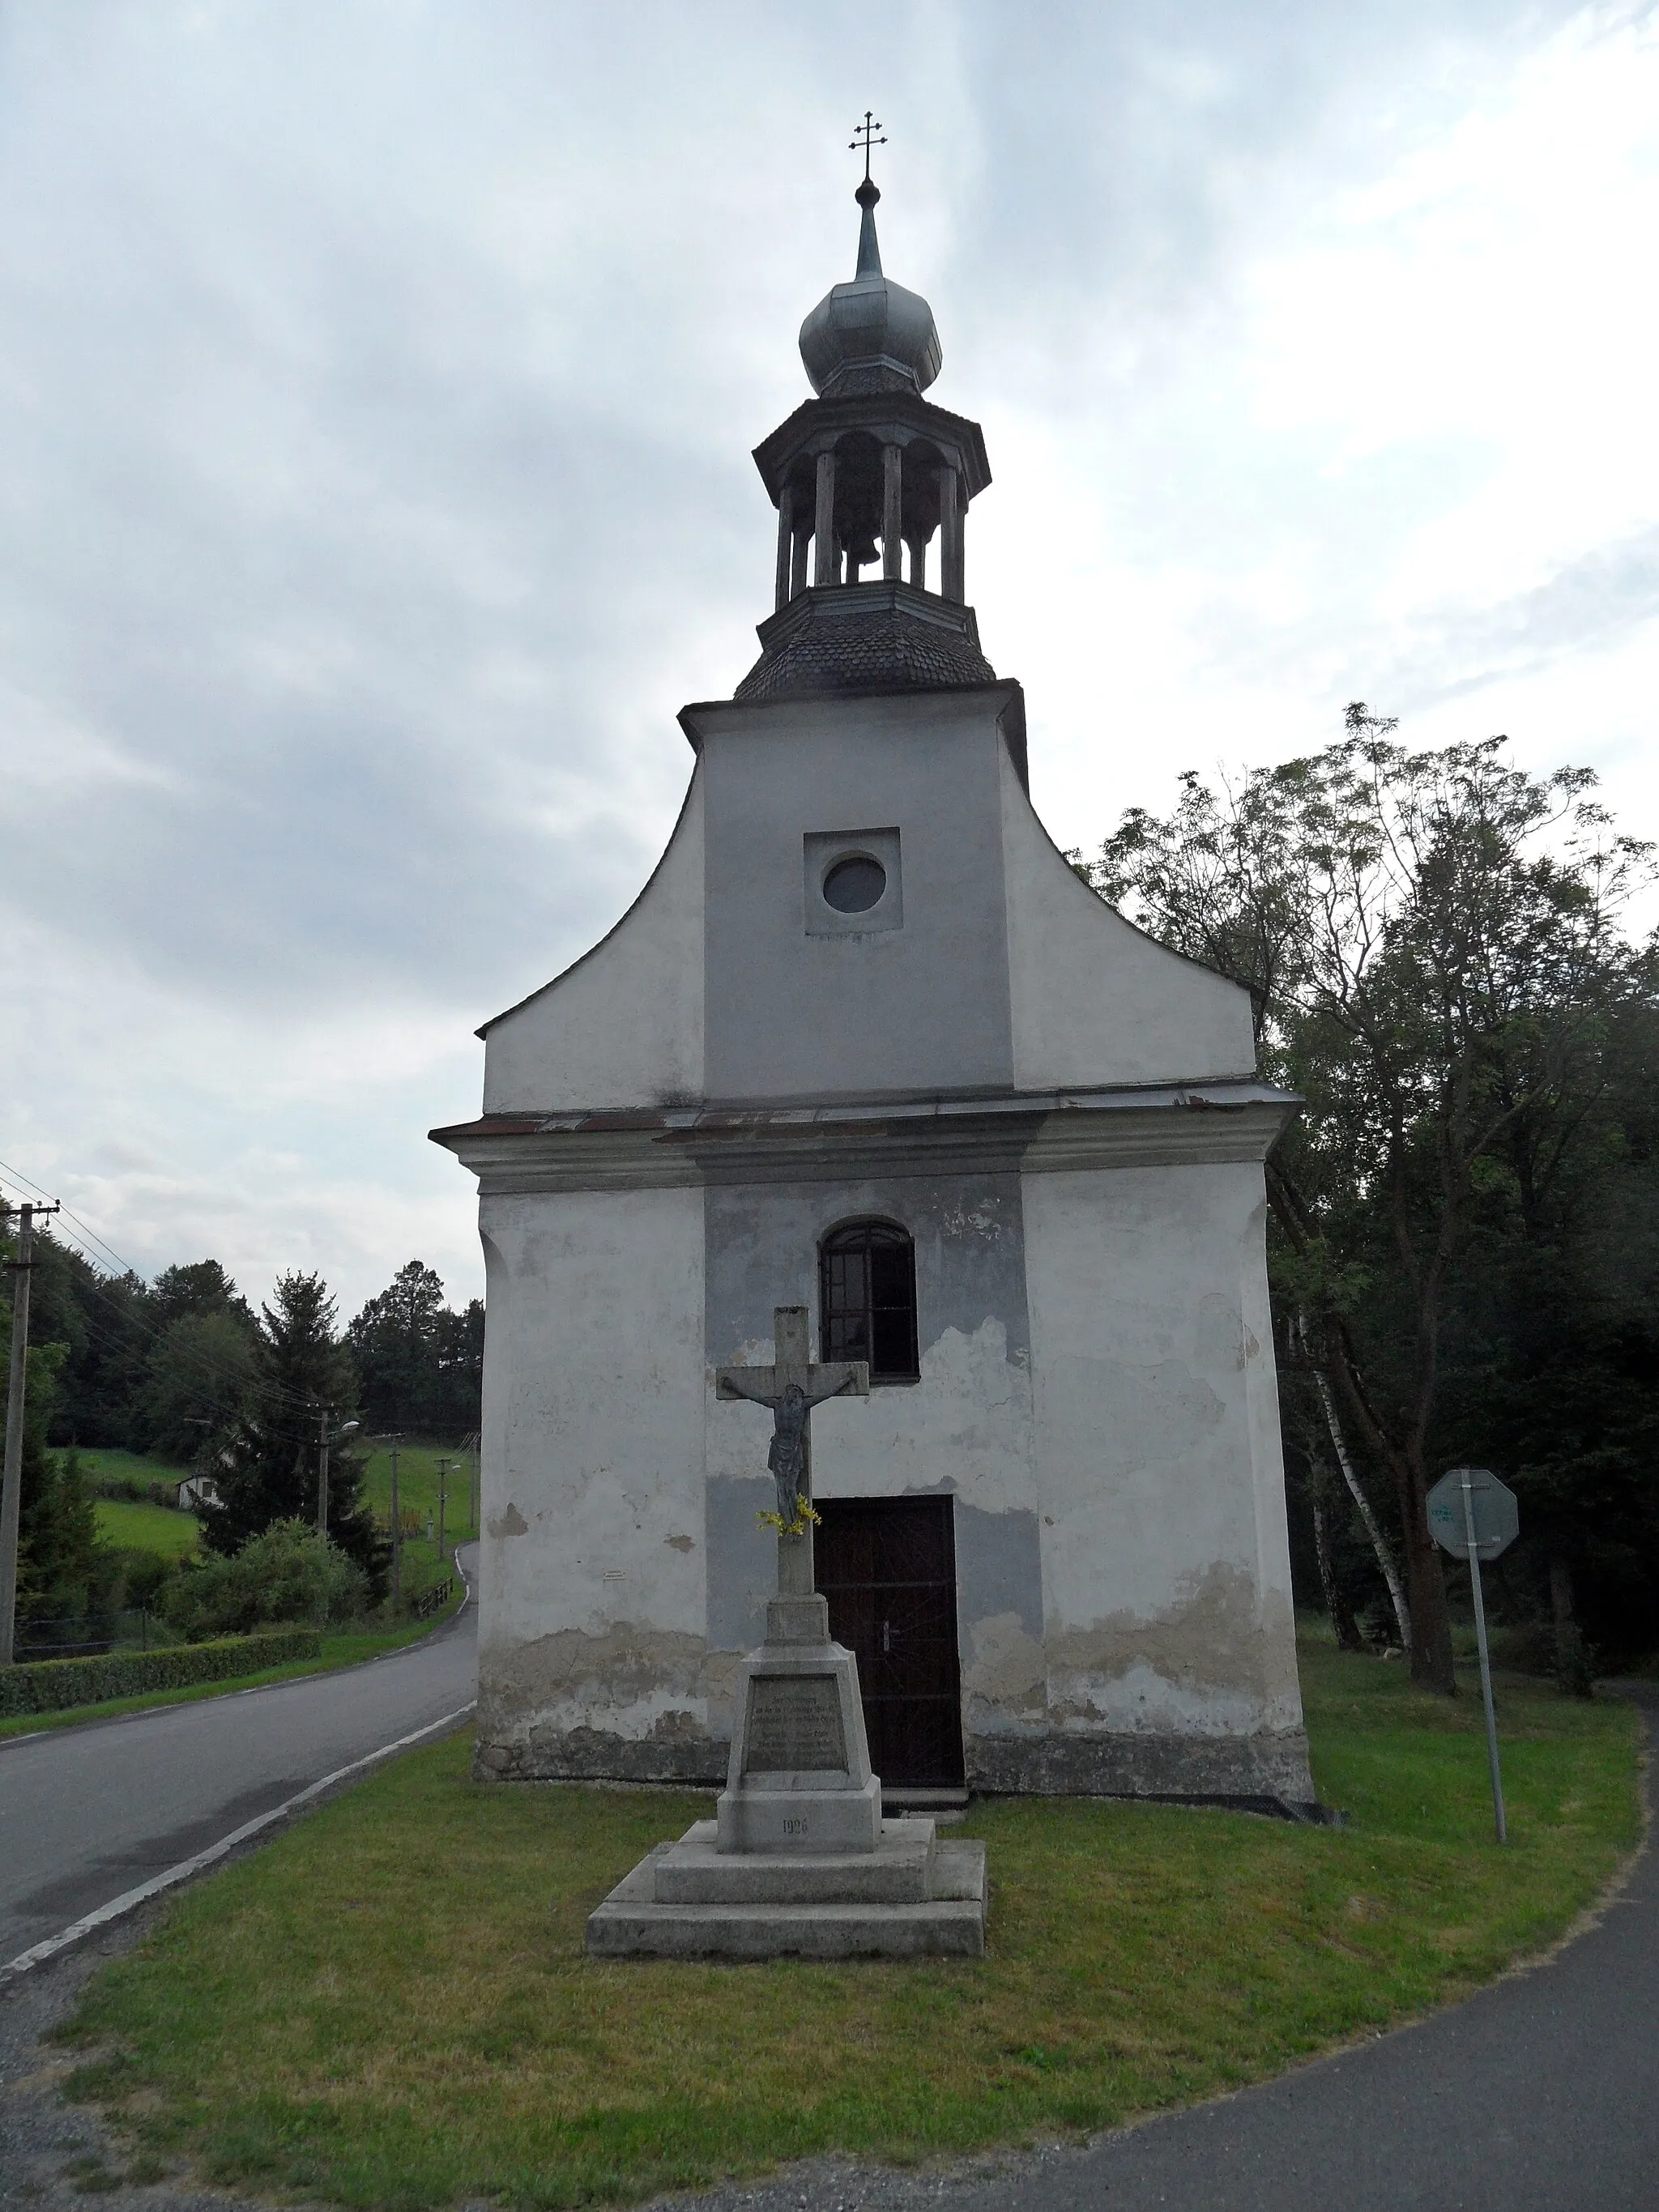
[0,1699,476,1987]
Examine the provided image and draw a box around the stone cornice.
[430,1080,1299,1196]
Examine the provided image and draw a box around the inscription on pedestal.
[743,1674,847,1774]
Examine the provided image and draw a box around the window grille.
[819,1220,919,1382]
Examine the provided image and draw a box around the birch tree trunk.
[1309,1356,1412,1652]
[1311,1484,1364,1651]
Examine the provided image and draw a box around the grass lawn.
[93,1498,201,1559]
[58,1644,1641,2211]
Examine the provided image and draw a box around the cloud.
[1,0,1654,1311]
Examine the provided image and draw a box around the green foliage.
[0,1628,321,1718]
[19,1431,106,1622]
[0,1256,111,1622]
[135,1307,260,1462]
[98,1543,178,1609]
[160,1519,367,1640]
[198,1272,387,1596]
[22,1242,261,1460]
[347,1258,483,1436]
[1085,709,1659,1669]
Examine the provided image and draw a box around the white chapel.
[434,170,1316,1813]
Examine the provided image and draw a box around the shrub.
[87,1472,146,1502]
[103,1545,177,1611]
[160,1519,368,1642]
[0,1629,322,1717]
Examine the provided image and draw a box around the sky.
[2,0,1657,1319]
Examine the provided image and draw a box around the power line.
[0,1162,342,1421]
[0,1157,143,1280]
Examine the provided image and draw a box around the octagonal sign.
[1427,1467,1520,1562]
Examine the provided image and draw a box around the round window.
[822,855,887,914]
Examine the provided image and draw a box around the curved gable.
[1000,745,1256,1090]
[482,769,706,1114]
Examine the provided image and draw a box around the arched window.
[820,1220,919,1383]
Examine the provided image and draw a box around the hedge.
[0,1628,323,1718]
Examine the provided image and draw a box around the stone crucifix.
[717,1305,868,1597]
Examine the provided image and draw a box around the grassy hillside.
[94,1499,201,1559]
[77,1447,194,1492]
[69,1442,471,1596]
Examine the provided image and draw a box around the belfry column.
[812,449,838,586]
[882,444,903,581]
[774,484,795,610]
[939,463,963,602]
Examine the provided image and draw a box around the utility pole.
[316,1404,333,1536]
[388,1434,403,1605]
[2,1200,60,1667]
[437,1455,450,1563]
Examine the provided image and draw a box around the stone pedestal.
[586,1595,988,1959]
[715,1596,882,1853]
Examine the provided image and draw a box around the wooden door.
[815,1495,966,1787]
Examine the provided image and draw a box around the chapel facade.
[433,174,1316,1810]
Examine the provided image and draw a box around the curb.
[0,1700,476,1991]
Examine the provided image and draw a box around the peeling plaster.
[1047,1562,1303,1730]
[478,1620,709,1747]
[488,1502,528,1538]
[962,1609,1046,1733]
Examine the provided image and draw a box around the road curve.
[940,1685,1659,2212]
[0,1549,477,1970]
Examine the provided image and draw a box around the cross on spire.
[849,110,886,185]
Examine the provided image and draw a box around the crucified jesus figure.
[717,1305,869,1592]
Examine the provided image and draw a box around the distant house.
[177,1476,220,1512]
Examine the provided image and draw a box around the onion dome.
[799,179,943,399]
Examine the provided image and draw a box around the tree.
[1087,709,1653,1692]
[348,1260,483,1435]
[134,1308,261,1462]
[199,1272,387,1597]
[0,1319,104,1633]
[27,1233,151,1449]
[348,1261,447,1432]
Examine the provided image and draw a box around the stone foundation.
[476,1718,1318,1811]
[966,1725,1317,1808]
[472,1728,724,1786]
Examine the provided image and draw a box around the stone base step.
[586,1836,987,1960]
[883,1786,970,1815]
[655,1818,936,1904]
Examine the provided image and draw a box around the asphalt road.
[944,1685,1659,2212]
[0,1547,476,1971]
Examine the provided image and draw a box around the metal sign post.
[1427,1466,1520,1844]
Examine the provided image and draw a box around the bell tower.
[737,143,994,701]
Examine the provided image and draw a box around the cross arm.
[715,1366,781,1405]
[804,1362,870,1404]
